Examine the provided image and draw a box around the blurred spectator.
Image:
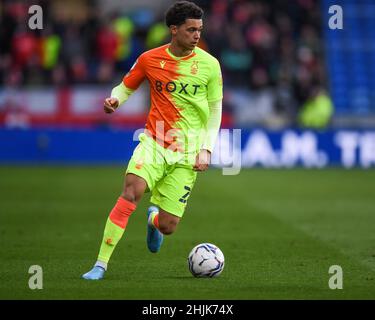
[62,23,89,83]
[95,21,118,78]
[221,26,252,87]
[112,16,134,61]
[298,86,334,129]
[40,32,61,70]
[146,22,169,49]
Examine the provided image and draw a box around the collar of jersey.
[166,46,196,61]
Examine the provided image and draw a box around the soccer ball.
[187,243,225,278]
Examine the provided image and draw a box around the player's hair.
[165,1,204,27]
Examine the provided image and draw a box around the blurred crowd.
[198,0,330,126]
[0,0,161,86]
[0,0,333,128]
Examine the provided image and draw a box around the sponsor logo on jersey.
[155,80,201,95]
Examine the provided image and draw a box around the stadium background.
[1,0,375,300]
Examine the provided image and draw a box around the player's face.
[173,19,203,50]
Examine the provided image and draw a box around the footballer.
[82,1,223,280]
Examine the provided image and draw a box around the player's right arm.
[104,83,134,113]
[103,54,147,114]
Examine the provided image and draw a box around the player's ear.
[170,25,178,36]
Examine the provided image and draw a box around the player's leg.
[146,206,164,253]
[151,208,181,235]
[95,173,147,264]
[83,132,165,279]
[82,173,147,280]
[147,164,197,252]
[146,206,181,252]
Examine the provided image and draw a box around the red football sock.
[153,213,160,229]
[109,197,136,229]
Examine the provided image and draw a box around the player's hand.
[103,97,119,114]
[193,149,211,172]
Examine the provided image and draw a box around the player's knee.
[121,175,146,205]
[120,188,140,205]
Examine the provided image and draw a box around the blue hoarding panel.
[0,128,374,168]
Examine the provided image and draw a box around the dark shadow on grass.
[167,275,222,280]
[166,276,196,280]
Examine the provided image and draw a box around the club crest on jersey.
[160,60,166,69]
[191,61,198,75]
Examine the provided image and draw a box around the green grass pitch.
[0,166,375,299]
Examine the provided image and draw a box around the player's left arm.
[194,59,223,172]
[193,100,222,171]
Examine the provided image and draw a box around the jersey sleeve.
[207,59,223,103]
[122,53,146,90]
[111,82,134,106]
[201,100,222,152]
